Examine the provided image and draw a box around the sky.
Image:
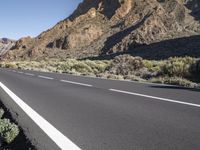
[0,0,82,40]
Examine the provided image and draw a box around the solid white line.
[110,88,200,108]
[0,82,81,150]
[25,73,35,76]
[60,80,92,87]
[38,75,54,80]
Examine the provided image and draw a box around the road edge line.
[0,82,81,150]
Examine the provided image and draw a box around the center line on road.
[25,73,35,76]
[60,80,93,87]
[38,75,54,80]
[110,88,200,108]
[18,71,24,74]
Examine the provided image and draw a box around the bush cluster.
[0,55,199,88]
[0,109,19,144]
[161,57,196,77]
[108,55,144,75]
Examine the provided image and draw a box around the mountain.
[0,38,15,56]
[2,0,200,60]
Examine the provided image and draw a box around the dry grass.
[0,55,199,88]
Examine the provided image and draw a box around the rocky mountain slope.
[2,0,200,60]
[0,38,15,56]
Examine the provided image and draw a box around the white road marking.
[59,72,184,88]
[60,80,92,87]
[25,73,35,76]
[0,82,81,150]
[18,71,24,74]
[110,88,200,108]
[38,75,54,80]
[12,70,17,73]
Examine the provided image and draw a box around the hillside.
[0,38,15,56]
[2,0,200,60]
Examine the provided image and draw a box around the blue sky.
[0,0,82,40]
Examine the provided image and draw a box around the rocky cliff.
[2,0,200,60]
[0,38,15,56]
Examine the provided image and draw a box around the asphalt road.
[0,68,200,150]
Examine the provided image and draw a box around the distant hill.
[2,0,200,60]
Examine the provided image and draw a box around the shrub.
[0,108,19,144]
[161,57,196,77]
[109,55,144,75]
[57,63,71,73]
[4,63,18,69]
[84,60,111,74]
[143,60,163,73]
[0,119,19,144]
[56,59,77,73]
[150,76,199,88]
[0,62,6,68]
[73,62,94,74]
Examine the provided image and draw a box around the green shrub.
[57,59,79,73]
[143,60,163,73]
[84,60,111,73]
[0,119,19,144]
[161,57,196,77]
[57,63,71,73]
[73,62,94,74]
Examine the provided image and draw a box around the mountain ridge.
[2,0,200,60]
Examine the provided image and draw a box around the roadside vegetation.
[0,103,36,150]
[0,108,19,147]
[0,55,200,88]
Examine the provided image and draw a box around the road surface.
[0,68,200,150]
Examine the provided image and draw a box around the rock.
[0,38,15,56]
